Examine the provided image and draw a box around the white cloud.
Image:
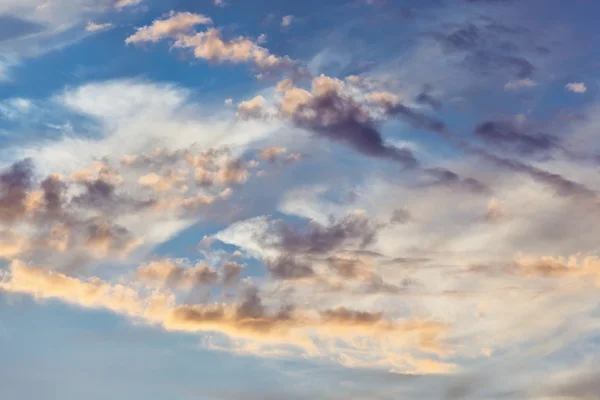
[125,11,213,44]
[173,28,295,70]
[237,95,267,119]
[85,21,113,32]
[127,15,296,72]
[114,0,144,8]
[0,0,142,74]
[11,79,279,177]
[281,15,294,27]
[0,98,33,120]
[566,82,587,93]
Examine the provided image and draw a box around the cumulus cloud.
[136,259,218,290]
[126,13,298,73]
[237,96,267,119]
[565,82,587,93]
[174,28,296,70]
[264,255,315,280]
[125,11,213,44]
[270,75,419,167]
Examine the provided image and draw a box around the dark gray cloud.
[235,287,267,319]
[390,208,412,224]
[425,167,491,194]
[543,371,600,399]
[82,217,139,255]
[265,255,315,280]
[428,19,536,79]
[73,178,115,208]
[327,256,367,279]
[0,159,34,223]
[270,213,378,255]
[40,175,67,216]
[220,261,245,285]
[400,115,596,201]
[293,92,419,168]
[234,287,294,323]
[416,87,442,111]
[72,176,154,215]
[385,103,447,133]
[474,120,560,156]
[479,150,597,199]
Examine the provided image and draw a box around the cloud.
[17,79,276,175]
[0,80,294,272]
[173,28,297,71]
[1,261,451,362]
[4,2,600,393]
[415,88,442,111]
[136,259,218,290]
[504,78,537,90]
[221,261,245,285]
[474,120,560,155]
[271,76,419,167]
[0,159,34,224]
[261,212,378,256]
[0,0,142,74]
[0,14,45,42]
[258,146,287,163]
[0,260,170,319]
[114,0,144,8]
[565,82,587,93]
[515,256,600,283]
[424,167,490,194]
[85,21,113,32]
[428,20,536,79]
[127,14,298,73]
[474,149,597,199]
[281,15,294,27]
[384,103,447,133]
[264,255,315,280]
[542,371,600,399]
[237,96,267,119]
[126,11,213,44]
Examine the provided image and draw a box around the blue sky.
[1,0,600,399]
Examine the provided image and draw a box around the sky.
[1,0,600,399]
